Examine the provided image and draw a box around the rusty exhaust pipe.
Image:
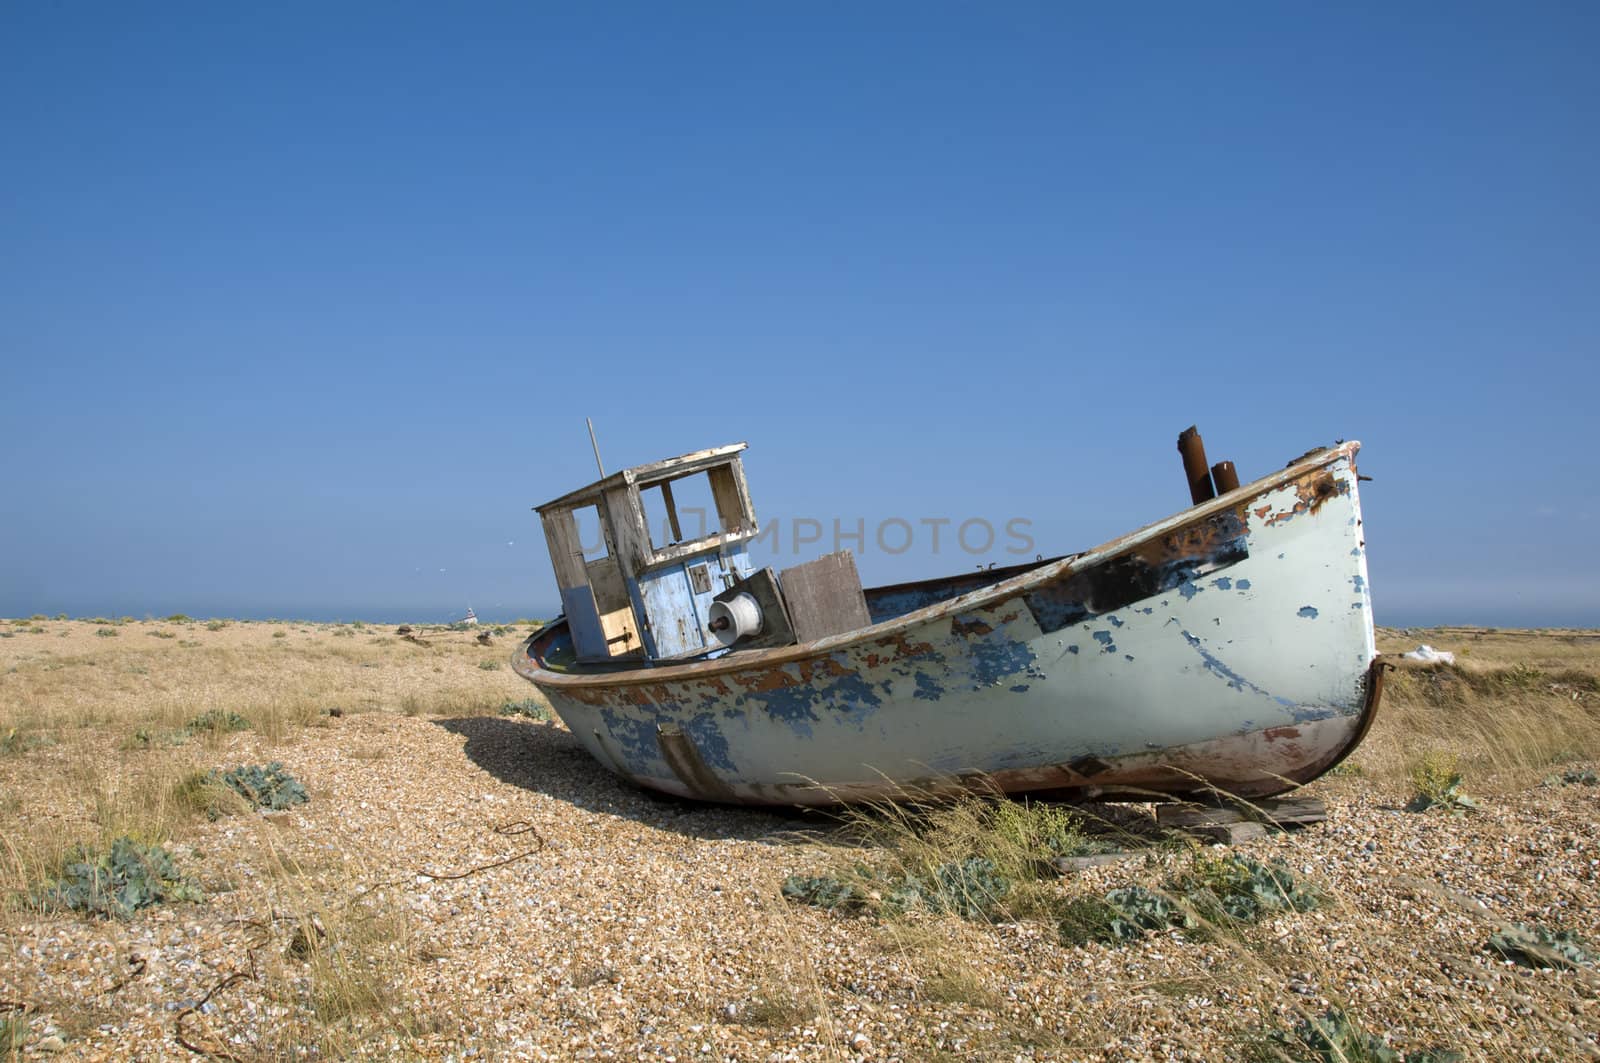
[1210,460,1240,494]
[1177,426,1216,505]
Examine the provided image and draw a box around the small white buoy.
[706,593,762,647]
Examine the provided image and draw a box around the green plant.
[220,762,309,810]
[1173,851,1324,923]
[498,698,548,720]
[95,627,118,638]
[1543,768,1598,787]
[166,614,192,623]
[1057,853,1321,947]
[987,798,1115,862]
[273,631,288,638]
[150,629,176,639]
[0,728,54,755]
[1057,886,1199,946]
[0,1012,29,1052]
[1257,1005,1463,1062]
[186,709,251,734]
[205,620,228,631]
[477,659,499,670]
[782,871,872,912]
[32,836,203,919]
[1487,922,1597,970]
[129,726,191,748]
[1405,751,1479,813]
[784,857,1013,921]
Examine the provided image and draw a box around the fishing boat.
[511,430,1380,806]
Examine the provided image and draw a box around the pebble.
[5,627,1600,1060]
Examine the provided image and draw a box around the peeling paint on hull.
[512,443,1379,807]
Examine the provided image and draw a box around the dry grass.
[0,619,531,929]
[1,618,1597,1059]
[1359,626,1600,787]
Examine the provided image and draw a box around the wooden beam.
[659,479,684,542]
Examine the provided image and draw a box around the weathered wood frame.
[535,444,760,661]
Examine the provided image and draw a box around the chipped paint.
[514,442,1378,806]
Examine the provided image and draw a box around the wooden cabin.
[535,444,761,662]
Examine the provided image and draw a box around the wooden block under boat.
[1156,796,1327,839]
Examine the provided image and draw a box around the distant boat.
[512,433,1380,806]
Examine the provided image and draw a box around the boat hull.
[513,443,1379,806]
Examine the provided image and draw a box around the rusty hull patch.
[1256,466,1353,528]
[1022,510,1249,634]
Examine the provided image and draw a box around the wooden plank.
[540,511,589,592]
[708,464,752,533]
[601,485,652,575]
[1156,797,1326,829]
[1189,821,1271,845]
[658,479,684,541]
[1050,851,1143,874]
[778,551,872,643]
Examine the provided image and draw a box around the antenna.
[586,417,605,477]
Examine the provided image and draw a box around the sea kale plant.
[1405,751,1480,813]
[1487,921,1597,971]
[1260,1006,1463,1062]
[33,836,202,919]
[220,762,310,810]
[1058,852,1323,947]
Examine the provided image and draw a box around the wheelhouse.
[535,444,760,662]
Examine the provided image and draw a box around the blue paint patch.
[1298,606,1320,619]
[1124,654,1135,662]
[1009,684,1030,693]
[681,713,738,773]
[1351,574,1366,592]
[598,710,667,772]
[1352,601,1364,610]
[1092,630,1117,654]
[913,671,944,702]
[965,633,1041,688]
[1212,576,1233,590]
[1067,644,1079,655]
[1137,606,1155,615]
[734,658,885,738]
[1177,580,1201,601]
[1177,633,1341,724]
[1236,579,1252,591]
[1108,615,1124,628]
[1180,630,1286,705]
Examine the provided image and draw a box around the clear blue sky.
[2,3,1596,626]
